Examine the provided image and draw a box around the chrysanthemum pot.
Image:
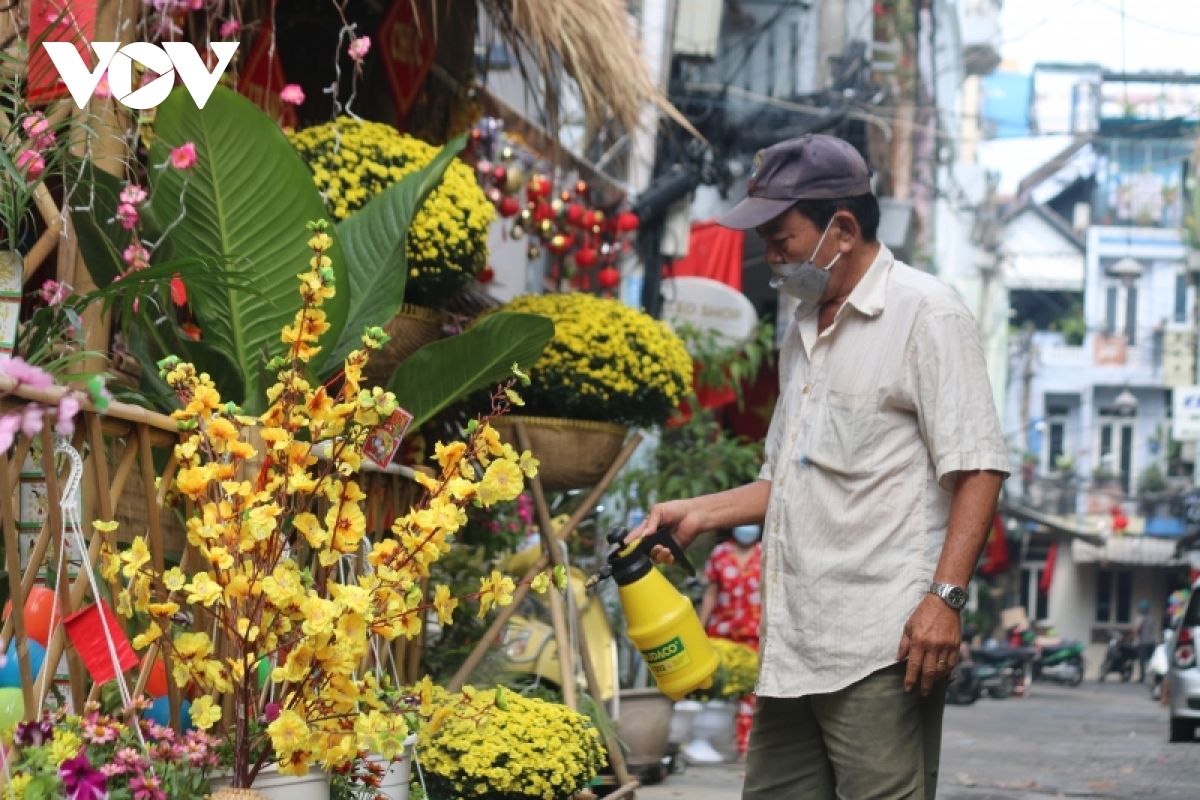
[209,764,330,800]
[366,733,418,800]
[361,304,449,386]
[492,416,627,492]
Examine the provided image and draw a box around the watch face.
[947,586,968,608]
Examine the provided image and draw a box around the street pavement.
[636,680,1200,799]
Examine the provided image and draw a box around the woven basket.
[113,466,187,555]
[363,304,449,386]
[494,416,628,492]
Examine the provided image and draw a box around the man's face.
[756,208,826,269]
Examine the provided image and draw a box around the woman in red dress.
[699,524,762,757]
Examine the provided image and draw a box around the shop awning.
[1071,536,1187,567]
[998,498,1103,546]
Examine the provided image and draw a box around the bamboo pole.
[0,451,34,717]
[573,595,634,789]
[0,375,181,433]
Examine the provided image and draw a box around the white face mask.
[769,218,841,305]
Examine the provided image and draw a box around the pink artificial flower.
[20,405,43,438]
[348,36,371,60]
[16,149,45,180]
[169,142,197,170]
[21,113,55,150]
[219,19,241,38]
[280,84,305,105]
[44,8,75,27]
[129,773,166,800]
[56,394,80,437]
[122,243,150,271]
[0,413,21,453]
[1,356,54,389]
[116,203,139,230]
[94,73,111,99]
[39,279,69,305]
[119,184,147,205]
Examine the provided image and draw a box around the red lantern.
[565,204,584,226]
[581,210,596,228]
[478,267,495,284]
[616,212,640,232]
[548,233,575,255]
[575,247,598,268]
[498,196,521,218]
[526,175,551,200]
[533,202,556,223]
[598,267,621,289]
[64,601,138,684]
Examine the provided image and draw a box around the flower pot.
[367,733,418,800]
[668,699,704,745]
[688,699,738,763]
[210,764,330,800]
[363,304,449,386]
[493,416,628,492]
[0,252,21,357]
[617,689,674,777]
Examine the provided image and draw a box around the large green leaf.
[323,134,467,374]
[387,312,554,428]
[148,86,349,412]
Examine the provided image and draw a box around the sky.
[999,0,1200,73]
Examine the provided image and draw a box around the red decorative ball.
[549,233,576,254]
[616,211,640,232]
[565,204,585,226]
[498,196,521,218]
[492,166,507,185]
[526,175,552,200]
[575,247,598,268]
[598,267,621,289]
[581,210,596,228]
[533,202,556,223]
[479,267,495,284]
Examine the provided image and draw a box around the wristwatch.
[929,581,967,611]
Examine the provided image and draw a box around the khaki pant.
[742,663,947,800]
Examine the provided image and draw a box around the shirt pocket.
[803,390,880,477]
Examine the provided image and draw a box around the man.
[630,134,1009,799]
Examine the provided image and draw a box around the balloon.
[144,696,193,732]
[0,688,22,731]
[0,640,46,688]
[3,587,59,647]
[144,659,168,699]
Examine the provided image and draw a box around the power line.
[1086,0,1200,38]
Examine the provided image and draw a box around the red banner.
[238,13,297,128]
[378,0,436,125]
[27,0,98,104]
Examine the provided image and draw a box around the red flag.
[27,0,99,104]
[1040,542,1057,594]
[979,514,1010,576]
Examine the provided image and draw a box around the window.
[1045,404,1070,471]
[1097,568,1134,624]
[1103,282,1139,345]
[1020,566,1050,621]
[788,22,800,97]
[1176,273,1189,324]
[1097,416,1135,494]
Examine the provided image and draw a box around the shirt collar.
[793,243,894,325]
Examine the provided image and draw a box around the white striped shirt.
[757,244,1009,697]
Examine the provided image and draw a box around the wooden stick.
[0,375,180,433]
[0,451,34,717]
[5,436,34,490]
[404,578,429,683]
[574,600,633,788]
[603,780,640,800]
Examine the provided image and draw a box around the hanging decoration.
[378,0,437,125]
[464,118,639,296]
[238,7,298,128]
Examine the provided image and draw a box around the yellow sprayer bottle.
[587,528,718,700]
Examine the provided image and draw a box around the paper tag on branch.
[364,407,414,469]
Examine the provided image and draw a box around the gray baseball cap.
[717,134,872,230]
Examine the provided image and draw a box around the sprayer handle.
[646,528,696,576]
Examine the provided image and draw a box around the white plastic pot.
[687,700,738,763]
[367,734,418,800]
[668,699,704,745]
[209,764,330,800]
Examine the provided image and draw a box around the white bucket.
[367,734,419,800]
[668,699,704,744]
[209,763,330,800]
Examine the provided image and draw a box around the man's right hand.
[626,499,706,565]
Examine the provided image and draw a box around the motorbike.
[1098,629,1138,682]
[968,646,1034,699]
[1008,623,1086,686]
[1148,629,1173,700]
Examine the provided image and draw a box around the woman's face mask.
[732,525,760,546]
[769,218,841,305]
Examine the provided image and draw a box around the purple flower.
[0,356,53,389]
[56,394,80,437]
[14,715,53,746]
[264,702,281,722]
[60,753,108,800]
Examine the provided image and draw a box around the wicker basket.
[494,416,628,492]
[363,304,449,386]
[113,466,187,555]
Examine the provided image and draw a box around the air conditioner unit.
[673,0,724,61]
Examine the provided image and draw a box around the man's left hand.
[897,593,962,696]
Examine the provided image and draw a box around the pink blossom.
[119,184,147,205]
[39,279,69,305]
[348,36,371,60]
[21,113,55,150]
[264,702,281,722]
[1,356,54,389]
[116,203,139,230]
[20,405,43,438]
[169,142,197,170]
[280,84,305,105]
[219,19,241,38]
[16,149,45,180]
[44,8,75,27]
[56,394,80,437]
[94,73,111,99]
[0,413,21,453]
[122,243,150,271]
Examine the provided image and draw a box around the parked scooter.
[969,646,1034,699]
[1008,622,1086,686]
[1098,629,1138,682]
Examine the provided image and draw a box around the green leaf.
[386,312,554,428]
[148,86,349,412]
[323,134,466,373]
